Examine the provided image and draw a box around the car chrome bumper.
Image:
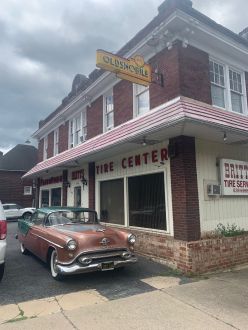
[56,256,138,275]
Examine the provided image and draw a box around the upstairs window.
[209,61,225,108]
[133,84,150,117]
[54,128,59,156]
[209,59,246,114]
[69,110,87,148]
[229,69,243,113]
[103,91,114,132]
[43,136,48,160]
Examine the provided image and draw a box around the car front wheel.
[20,243,29,255]
[0,263,5,282]
[50,250,62,281]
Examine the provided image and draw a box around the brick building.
[0,144,37,207]
[24,0,248,273]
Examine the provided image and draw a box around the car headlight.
[127,233,136,244]
[66,239,77,251]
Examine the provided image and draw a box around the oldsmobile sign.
[96,49,152,86]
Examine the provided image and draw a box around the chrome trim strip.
[57,257,138,275]
[31,233,64,249]
[59,248,129,265]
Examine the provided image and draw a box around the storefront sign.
[220,159,248,195]
[96,50,152,86]
[71,169,85,180]
[96,147,168,175]
[40,176,62,186]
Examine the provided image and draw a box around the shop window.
[51,188,61,206]
[133,83,150,117]
[74,186,81,207]
[128,172,166,230]
[100,179,124,225]
[41,190,49,207]
[209,59,246,114]
[103,91,114,132]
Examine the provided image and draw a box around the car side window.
[31,211,45,226]
[3,205,9,210]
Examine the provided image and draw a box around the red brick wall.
[0,171,35,207]
[47,131,54,159]
[150,45,180,109]
[178,44,212,104]
[88,162,95,209]
[170,136,200,241]
[113,80,133,126]
[149,42,211,109]
[87,97,103,139]
[187,235,248,273]
[38,139,44,163]
[62,170,68,206]
[59,121,69,153]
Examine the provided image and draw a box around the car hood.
[52,224,129,250]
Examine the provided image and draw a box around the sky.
[0,0,247,154]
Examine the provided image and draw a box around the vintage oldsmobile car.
[17,207,137,280]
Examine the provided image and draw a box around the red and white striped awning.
[24,96,248,178]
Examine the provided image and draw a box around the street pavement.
[1,222,248,329]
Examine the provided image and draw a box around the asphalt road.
[1,222,192,306]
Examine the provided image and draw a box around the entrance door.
[74,186,81,207]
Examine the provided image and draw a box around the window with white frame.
[69,110,87,148]
[133,83,150,117]
[103,91,114,131]
[209,59,245,114]
[54,128,59,156]
[43,136,48,160]
[81,109,87,142]
[24,186,32,195]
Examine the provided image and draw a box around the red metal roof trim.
[24,97,248,178]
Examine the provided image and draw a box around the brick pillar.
[170,136,200,241]
[62,170,68,206]
[88,162,95,209]
[35,178,40,208]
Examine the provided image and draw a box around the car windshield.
[46,210,98,226]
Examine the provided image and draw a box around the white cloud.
[0,0,247,150]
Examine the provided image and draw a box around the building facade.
[0,145,37,207]
[24,0,248,273]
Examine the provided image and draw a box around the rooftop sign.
[96,50,152,86]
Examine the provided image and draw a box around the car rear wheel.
[50,250,62,280]
[20,243,29,255]
[0,263,5,282]
[22,212,32,220]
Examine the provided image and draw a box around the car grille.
[77,248,129,264]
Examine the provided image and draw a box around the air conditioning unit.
[207,184,221,196]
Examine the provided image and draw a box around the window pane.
[231,91,243,113]
[41,190,49,207]
[128,173,166,230]
[211,85,225,108]
[137,90,149,115]
[51,188,61,206]
[100,179,124,225]
[106,111,113,128]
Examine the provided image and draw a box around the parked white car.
[2,203,35,220]
[0,200,7,281]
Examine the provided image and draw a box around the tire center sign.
[220,159,248,195]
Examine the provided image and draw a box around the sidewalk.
[1,267,248,329]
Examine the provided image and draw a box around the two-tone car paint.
[17,207,137,279]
